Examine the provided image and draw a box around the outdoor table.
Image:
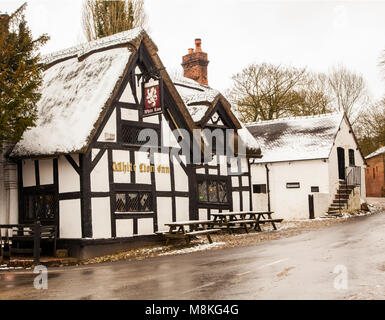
[210,211,282,233]
[162,220,220,245]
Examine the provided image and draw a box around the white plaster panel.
[91,148,100,161]
[137,218,154,235]
[196,168,205,174]
[161,115,179,147]
[219,155,228,176]
[199,208,208,220]
[154,152,171,191]
[121,108,139,121]
[91,197,111,239]
[59,199,82,239]
[116,219,134,237]
[58,156,80,193]
[157,197,172,231]
[209,169,218,175]
[22,159,35,187]
[98,108,116,142]
[232,192,240,211]
[90,151,109,192]
[173,156,189,192]
[143,115,159,124]
[231,176,239,187]
[242,176,249,187]
[113,150,130,184]
[242,191,250,211]
[39,159,54,185]
[119,82,136,103]
[135,151,151,184]
[176,197,189,221]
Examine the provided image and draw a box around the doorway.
[337,147,345,180]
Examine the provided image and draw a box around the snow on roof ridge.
[171,74,212,90]
[365,145,385,159]
[41,27,144,65]
[245,111,343,127]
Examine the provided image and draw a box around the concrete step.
[333,199,348,204]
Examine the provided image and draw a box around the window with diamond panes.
[197,179,229,204]
[115,192,153,213]
[23,193,56,222]
[121,125,151,145]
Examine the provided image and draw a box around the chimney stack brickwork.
[181,38,209,85]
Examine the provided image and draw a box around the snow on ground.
[159,242,226,256]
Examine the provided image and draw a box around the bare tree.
[227,63,332,122]
[354,99,385,156]
[327,64,369,124]
[82,0,148,42]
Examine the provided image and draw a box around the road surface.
[1,205,385,299]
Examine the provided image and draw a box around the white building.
[247,113,366,220]
[3,29,260,258]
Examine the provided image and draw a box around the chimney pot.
[181,38,209,85]
[195,38,202,52]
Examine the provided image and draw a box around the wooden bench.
[162,220,220,245]
[0,223,57,264]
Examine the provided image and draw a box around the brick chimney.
[181,38,209,85]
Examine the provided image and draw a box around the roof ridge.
[245,111,343,127]
[366,145,385,159]
[41,27,144,65]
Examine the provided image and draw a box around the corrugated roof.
[246,112,344,163]
[366,146,385,160]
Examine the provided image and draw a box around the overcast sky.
[3,0,385,101]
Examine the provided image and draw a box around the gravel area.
[82,205,384,266]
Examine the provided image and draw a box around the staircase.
[327,180,355,217]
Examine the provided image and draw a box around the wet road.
[1,209,385,299]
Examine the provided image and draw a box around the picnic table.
[210,211,283,234]
[159,220,221,245]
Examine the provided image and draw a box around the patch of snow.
[41,28,143,65]
[160,242,225,256]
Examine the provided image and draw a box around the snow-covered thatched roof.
[11,28,147,157]
[247,112,345,163]
[366,146,385,160]
[171,75,219,122]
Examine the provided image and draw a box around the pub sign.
[143,79,163,117]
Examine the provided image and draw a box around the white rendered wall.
[97,108,117,143]
[135,151,151,184]
[328,117,366,203]
[91,197,111,239]
[22,159,35,187]
[112,150,130,183]
[58,155,80,193]
[154,152,171,191]
[90,151,109,192]
[116,219,134,237]
[137,218,154,235]
[157,197,172,231]
[175,197,189,221]
[172,155,189,192]
[39,159,54,185]
[59,199,82,238]
[251,159,330,220]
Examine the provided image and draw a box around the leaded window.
[23,193,56,222]
[115,192,153,213]
[197,178,229,204]
[121,125,150,145]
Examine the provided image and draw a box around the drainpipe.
[265,164,271,212]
